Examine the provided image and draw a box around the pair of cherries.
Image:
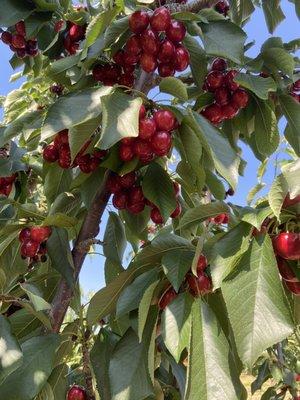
[0,175,17,197]
[19,226,52,263]
[54,20,86,55]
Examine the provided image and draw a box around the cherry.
[15,21,26,36]
[151,131,172,156]
[123,51,140,66]
[113,192,128,210]
[125,35,141,55]
[215,0,230,16]
[166,20,186,43]
[119,143,135,162]
[121,137,135,145]
[1,31,13,44]
[225,70,239,91]
[50,83,64,95]
[43,144,59,163]
[140,53,157,73]
[21,240,40,258]
[38,242,47,256]
[187,272,212,296]
[30,226,52,242]
[293,79,300,91]
[213,213,229,224]
[133,139,153,162]
[222,103,239,120]
[158,63,175,77]
[19,228,31,243]
[158,287,177,309]
[0,184,12,197]
[11,34,26,49]
[174,45,190,71]
[106,174,122,194]
[139,118,156,140]
[64,34,79,54]
[173,182,180,197]
[69,24,85,42]
[129,11,150,34]
[151,207,164,224]
[197,254,208,272]
[54,20,65,32]
[119,73,135,87]
[54,130,69,148]
[277,257,298,282]
[139,104,147,119]
[140,29,159,55]
[272,233,300,261]
[291,93,300,102]
[201,104,223,124]
[67,385,87,400]
[127,200,145,214]
[232,89,249,109]
[150,7,171,32]
[58,144,71,169]
[158,40,175,63]
[211,58,227,71]
[128,186,145,204]
[285,280,300,296]
[283,193,300,208]
[119,172,137,188]
[214,87,230,106]
[205,71,224,92]
[16,48,27,58]
[226,187,235,196]
[77,154,93,173]
[153,110,176,131]
[170,202,182,218]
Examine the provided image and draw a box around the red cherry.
[128,186,145,204]
[69,24,85,42]
[197,254,208,272]
[119,172,137,188]
[277,257,298,282]
[139,118,156,140]
[21,240,40,258]
[58,144,71,169]
[93,149,107,160]
[158,63,175,77]
[211,58,227,71]
[285,280,300,296]
[170,202,182,218]
[166,20,186,43]
[231,89,249,109]
[64,34,78,54]
[15,21,26,37]
[112,192,128,210]
[225,70,239,91]
[151,131,172,156]
[50,83,64,95]
[106,174,122,194]
[151,207,164,224]
[54,20,64,32]
[19,228,31,243]
[43,144,59,163]
[1,31,13,44]
[26,42,38,57]
[11,34,26,49]
[17,48,27,58]
[272,233,300,261]
[30,226,52,243]
[121,137,135,146]
[119,143,135,162]
[125,35,141,55]
[205,71,224,92]
[112,50,124,65]
[153,110,176,131]
[215,1,230,16]
[173,181,180,197]
[293,79,300,91]
[140,29,159,55]
[226,187,235,196]
[213,213,229,224]
[222,103,239,120]
[123,64,135,74]
[54,130,69,148]
[139,104,147,119]
[1,175,17,185]
[140,53,157,73]
[187,272,212,296]
[0,184,13,197]
[119,73,135,87]
[133,140,154,163]
[67,385,87,400]
[77,154,92,173]
[174,45,190,72]
[150,7,171,32]
[214,87,230,106]
[127,200,145,214]
[92,65,106,82]
[201,104,224,124]
[123,51,140,66]
[252,226,267,237]
[291,93,300,102]
[158,40,175,63]
[283,193,300,208]
[129,11,150,34]
[158,287,177,309]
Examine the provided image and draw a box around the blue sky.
[0,2,298,293]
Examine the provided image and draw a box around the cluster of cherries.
[54,20,87,55]
[119,105,177,164]
[290,79,300,103]
[0,21,38,58]
[201,58,249,125]
[92,7,189,87]
[0,174,17,197]
[67,385,87,400]
[43,130,107,173]
[19,226,52,263]
[215,1,230,16]
[107,171,181,223]
[159,254,212,309]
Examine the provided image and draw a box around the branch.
[167,0,220,12]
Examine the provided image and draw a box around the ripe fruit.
[19,228,31,242]
[127,200,145,214]
[283,193,300,208]
[151,131,172,156]
[1,31,12,44]
[43,144,59,163]
[150,7,171,32]
[187,273,212,296]
[232,89,249,109]
[166,20,186,43]
[151,207,164,224]
[225,70,239,91]
[140,53,157,73]
[15,21,26,36]
[214,87,230,106]
[201,104,223,124]
[21,240,40,258]
[285,280,300,296]
[277,257,298,282]
[67,385,87,400]
[129,11,149,34]
[158,63,175,77]
[128,186,145,204]
[125,35,141,55]
[158,287,177,309]
[213,213,229,224]
[30,226,52,242]
[197,254,208,272]
[153,110,176,131]
[106,174,122,194]
[119,143,135,162]
[211,58,227,71]
[139,118,156,140]
[58,144,71,169]
[140,29,159,55]
[69,24,85,42]
[174,45,190,71]
[158,40,175,62]
[170,202,182,218]
[133,139,154,162]
[11,34,26,49]
[54,130,69,147]
[272,233,300,260]
[173,181,180,196]
[113,192,128,210]
[222,103,239,120]
[205,71,224,92]
[139,104,147,119]
[215,0,230,16]
[54,20,64,32]
[119,172,137,188]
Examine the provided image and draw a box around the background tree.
[0,0,299,399]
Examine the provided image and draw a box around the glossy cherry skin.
[151,207,164,224]
[187,273,212,297]
[166,20,186,43]
[106,174,122,194]
[11,34,26,49]
[58,144,71,169]
[21,240,40,258]
[1,31,13,44]
[54,130,69,148]
[273,233,300,260]
[140,29,159,55]
[153,110,176,131]
[215,1,230,16]
[43,144,59,163]
[205,71,224,92]
[67,385,87,400]
[19,228,31,242]
[119,172,137,188]
[158,63,175,77]
[283,193,300,208]
[125,35,141,55]
[293,79,300,91]
[285,280,300,296]
[201,104,223,124]
[128,186,145,204]
[232,89,249,109]
[211,58,227,71]
[150,7,171,32]
[151,131,172,156]
[30,226,52,242]
[173,181,180,197]
[174,45,190,72]
[214,87,230,106]
[127,200,145,214]
[158,287,177,309]
[119,73,135,87]
[170,202,182,218]
[129,11,150,34]
[119,143,135,162]
[140,53,157,73]
[213,213,229,224]
[113,192,128,210]
[222,103,239,120]
[158,40,175,63]
[69,24,85,42]
[225,70,239,91]
[277,257,298,282]
[197,254,208,272]
[133,139,154,161]
[139,118,156,140]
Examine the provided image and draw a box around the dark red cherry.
[20,240,40,258]
[211,58,227,71]
[123,51,140,66]
[158,63,175,77]
[30,226,52,242]
[119,73,135,87]
[205,71,224,92]
[119,143,135,162]
[119,172,137,188]
[54,129,69,148]
[139,118,156,140]
[150,7,171,32]
[125,35,141,55]
[139,104,147,119]
[158,40,175,63]
[201,104,224,124]
[15,21,26,37]
[153,110,176,131]
[11,34,26,49]
[151,131,172,156]
[231,89,249,109]
[166,20,186,43]
[151,207,164,224]
[140,29,159,55]
[112,50,124,65]
[214,87,230,106]
[129,11,150,34]
[158,287,177,309]
[225,70,239,91]
[69,24,85,42]
[128,186,145,204]
[54,20,65,32]
[112,192,128,210]
[19,228,31,243]
[197,254,208,272]
[1,31,13,44]
[170,202,182,218]
[67,385,87,400]
[187,272,212,297]
[222,103,239,120]
[127,201,145,214]
[106,174,122,194]
[43,144,59,163]
[174,45,190,72]
[173,181,180,197]
[140,53,157,73]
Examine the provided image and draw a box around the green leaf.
[240,206,273,229]
[262,0,285,33]
[103,212,127,264]
[234,73,277,100]
[0,141,26,177]
[222,235,294,367]
[0,0,33,27]
[116,270,158,317]
[0,316,23,385]
[205,169,226,200]
[48,364,68,400]
[138,280,159,341]
[20,283,51,312]
[201,21,247,64]
[253,98,280,156]
[97,90,142,150]
[279,95,300,156]
[42,213,78,229]
[162,250,194,292]
[0,334,60,400]
[185,299,247,400]
[262,47,295,78]
[104,16,129,48]
[183,35,207,88]
[85,7,120,48]
[44,164,73,205]
[161,293,192,362]
[142,163,177,221]
[159,77,188,101]
[47,227,74,288]
[230,0,255,25]
[36,382,54,400]
[41,87,112,140]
